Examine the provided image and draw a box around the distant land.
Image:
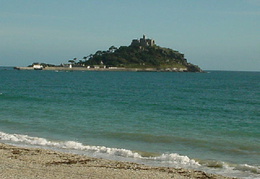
[15,35,203,72]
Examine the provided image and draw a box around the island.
[15,35,203,72]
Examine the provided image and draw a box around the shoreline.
[0,143,234,179]
[13,66,193,72]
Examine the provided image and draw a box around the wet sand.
[0,143,235,179]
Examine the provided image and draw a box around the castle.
[131,35,155,47]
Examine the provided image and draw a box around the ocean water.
[0,67,259,178]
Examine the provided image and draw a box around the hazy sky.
[1,0,259,71]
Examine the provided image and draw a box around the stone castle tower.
[131,35,155,47]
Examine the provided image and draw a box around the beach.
[0,143,234,179]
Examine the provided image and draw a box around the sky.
[0,0,259,71]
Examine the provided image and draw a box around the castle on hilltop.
[131,35,155,47]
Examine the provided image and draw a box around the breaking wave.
[0,131,199,167]
[0,131,259,178]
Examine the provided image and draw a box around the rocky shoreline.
[0,143,235,179]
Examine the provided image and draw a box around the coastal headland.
[0,143,234,179]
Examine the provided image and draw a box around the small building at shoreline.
[33,63,43,70]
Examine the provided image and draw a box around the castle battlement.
[131,35,155,47]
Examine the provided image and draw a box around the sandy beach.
[0,143,235,179]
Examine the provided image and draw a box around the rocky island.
[15,35,203,72]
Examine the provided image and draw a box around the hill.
[16,35,203,72]
[76,35,203,72]
[78,46,202,72]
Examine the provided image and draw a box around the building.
[32,63,43,70]
[131,35,155,47]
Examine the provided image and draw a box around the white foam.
[0,131,198,166]
[147,153,200,167]
[235,164,260,174]
[1,131,259,178]
[0,132,142,158]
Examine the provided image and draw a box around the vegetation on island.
[76,45,203,72]
[25,36,203,72]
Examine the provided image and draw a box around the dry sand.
[0,143,235,179]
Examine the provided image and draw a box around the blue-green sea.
[0,67,259,178]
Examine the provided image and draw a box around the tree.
[68,60,75,64]
[108,46,118,53]
[95,51,103,56]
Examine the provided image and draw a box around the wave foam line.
[0,131,199,167]
[235,164,260,175]
[199,160,260,175]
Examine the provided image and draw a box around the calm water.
[0,67,259,178]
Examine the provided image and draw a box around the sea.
[0,67,259,178]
